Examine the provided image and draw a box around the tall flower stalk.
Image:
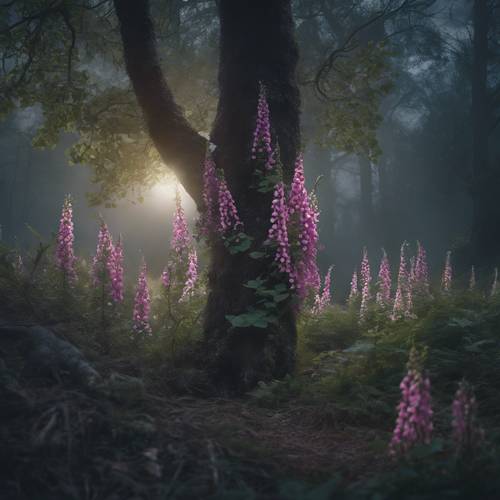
[288,155,320,299]
[313,265,333,314]
[376,249,391,308]
[348,268,359,305]
[110,235,124,303]
[217,176,243,235]
[267,181,292,277]
[55,195,76,283]
[133,258,152,335]
[359,248,372,321]
[389,349,433,457]
[391,242,410,321]
[180,249,199,301]
[413,241,430,295]
[251,82,274,171]
[171,187,191,257]
[92,219,114,288]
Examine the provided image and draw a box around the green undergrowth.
[2,243,500,498]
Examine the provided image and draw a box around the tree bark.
[205,0,300,393]
[115,0,301,393]
[113,0,206,206]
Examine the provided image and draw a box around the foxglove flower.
[348,268,359,305]
[92,219,114,287]
[376,249,391,307]
[180,249,199,301]
[441,250,452,292]
[171,187,191,256]
[359,247,371,320]
[110,235,124,302]
[133,259,152,335]
[251,82,274,170]
[389,350,433,457]
[313,265,333,314]
[200,155,218,236]
[414,241,430,295]
[217,177,243,234]
[56,195,77,283]
[267,181,292,277]
[288,155,320,298]
[391,242,410,321]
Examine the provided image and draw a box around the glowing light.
[151,176,177,199]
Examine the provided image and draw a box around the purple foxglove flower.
[171,187,191,256]
[376,249,392,307]
[413,241,430,295]
[348,268,359,305]
[251,82,275,170]
[133,258,152,335]
[110,235,124,302]
[267,181,292,277]
[288,155,320,299]
[56,195,77,283]
[391,242,410,321]
[359,247,371,321]
[313,265,333,314]
[389,351,433,457]
[92,219,114,288]
[180,248,199,301]
[217,176,243,234]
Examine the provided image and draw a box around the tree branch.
[113,0,207,206]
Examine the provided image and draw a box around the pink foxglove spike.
[56,195,77,283]
[376,249,391,307]
[133,258,152,335]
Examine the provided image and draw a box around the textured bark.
[113,0,206,206]
[205,0,300,393]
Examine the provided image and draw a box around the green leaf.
[249,251,266,259]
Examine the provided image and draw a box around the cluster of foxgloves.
[349,242,499,322]
[390,348,484,458]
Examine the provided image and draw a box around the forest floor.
[0,309,389,500]
[3,285,500,499]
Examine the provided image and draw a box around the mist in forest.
[1,0,499,296]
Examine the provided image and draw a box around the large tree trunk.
[206,0,300,393]
[115,0,300,393]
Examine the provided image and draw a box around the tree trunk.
[359,155,374,248]
[470,0,498,261]
[205,0,300,393]
[115,0,301,393]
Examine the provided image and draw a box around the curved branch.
[113,0,207,206]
